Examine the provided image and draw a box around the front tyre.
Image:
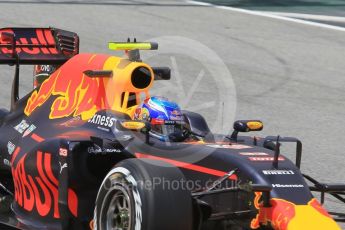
[94,158,193,230]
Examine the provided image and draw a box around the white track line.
[261,11,345,23]
[187,0,345,32]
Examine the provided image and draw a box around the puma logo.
[59,162,67,174]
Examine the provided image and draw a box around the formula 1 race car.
[0,27,344,230]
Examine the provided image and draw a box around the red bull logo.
[251,192,295,230]
[0,28,59,55]
[24,54,112,120]
[250,192,340,230]
[133,107,150,121]
[12,151,78,218]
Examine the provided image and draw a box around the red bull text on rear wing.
[0,27,79,65]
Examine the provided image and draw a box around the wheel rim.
[105,185,132,230]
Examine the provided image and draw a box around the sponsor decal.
[14,121,37,137]
[171,110,181,116]
[228,144,252,149]
[249,157,285,161]
[88,114,116,128]
[240,152,268,156]
[59,148,68,157]
[262,170,294,175]
[207,144,251,149]
[12,151,78,218]
[96,126,110,132]
[134,107,150,121]
[14,120,30,134]
[0,28,59,55]
[23,124,36,137]
[59,162,67,174]
[164,120,177,125]
[39,65,54,72]
[3,159,11,167]
[170,109,183,121]
[170,115,183,121]
[272,184,304,188]
[7,141,15,155]
[87,147,121,154]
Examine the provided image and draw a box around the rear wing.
[0,27,79,65]
[0,27,79,111]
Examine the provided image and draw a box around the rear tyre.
[94,158,193,230]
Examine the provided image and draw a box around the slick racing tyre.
[94,158,193,230]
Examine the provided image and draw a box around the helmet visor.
[151,121,185,140]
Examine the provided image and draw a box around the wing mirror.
[152,67,171,80]
[119,121,147,130]
[230,120,263,141]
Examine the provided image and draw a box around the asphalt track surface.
[0,0,345,228]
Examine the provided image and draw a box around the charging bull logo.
[251,192,295,229]
[12,151,78,218]
[24,54,112,120]
[250,192,340,230]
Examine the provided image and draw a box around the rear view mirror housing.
[119,121,147,131]
[117,120,151,144]
[231,120,263,141]
[152,67,171,80]
[233,120,263,133]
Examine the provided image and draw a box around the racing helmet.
[133,96,185,141]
